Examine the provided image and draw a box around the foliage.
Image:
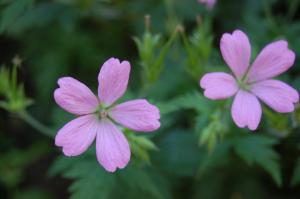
[1,0,300,199]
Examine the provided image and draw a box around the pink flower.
[54,58,160,172]
[198,0,217,10]
[200,30,299,130]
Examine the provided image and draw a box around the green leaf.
[49,153,170,199]
[198,141,232,176]
[66,161,115,199]
[233,135,282,186]
[50,155,115,199]
[159,91,212,115]
[125,131,158,164]
[291,157,300,186]
[0,0,33,32]
[156,129,202,177]
[119,167,168,199]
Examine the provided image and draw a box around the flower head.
[54,58,160,172]
[200,30,299,130]
[198,0,217,10]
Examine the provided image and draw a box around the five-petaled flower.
[200,30,299,130]
[198,0,217,10]
[54,58,160,172]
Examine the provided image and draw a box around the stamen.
[100,110,108,118]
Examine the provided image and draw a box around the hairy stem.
[18,111,54,138]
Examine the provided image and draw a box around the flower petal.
[220,30,251,78]
[231,90,262,130]
[250,80,299,113]
[54,77,98,115]
[110,99,160,132]
[198,0,217,10]
[55,115,97,156]
[200,72,238,100]
[96,119,130,172]
[98,58,131,106]
[247,40,295,83]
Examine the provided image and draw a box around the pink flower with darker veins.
[200,30,299,130]
[54,58,160,172]
[198,0,217,10]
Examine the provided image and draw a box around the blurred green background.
[1,0,300,198]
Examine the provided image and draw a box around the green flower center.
[100,110,108,118]
[237,78,250,91]
[94,104,110,120]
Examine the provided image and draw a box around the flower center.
[237,78,250,91]
[94,104,110,120]
[100,110,108,118]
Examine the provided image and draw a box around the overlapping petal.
[55,115,97,156]
[96,119,130,172]
[110,99,160,132]
[250,80,299,113]
[98,58,131,106]
[200,72,238,100]
[54,77,98,115]
[220,30,251,79]
[247,40,295,83]
[231,90,262,130]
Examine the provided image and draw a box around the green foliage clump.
[1,0,300,199]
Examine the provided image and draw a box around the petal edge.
[98,58,131,106]
[247,40,295,82]
[220,30,251,78]
[231,90,262,130]
[250,80,299,113]
[54,77,98,115]
[200,72,238,100]
[110,99,160,132]
[55,115,97,156]
[96,119,131,172]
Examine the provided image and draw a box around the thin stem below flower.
[18,111,54,138]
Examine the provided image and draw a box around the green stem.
[287,0,300,23]
[164,0,175,19]
[18,111,54,138]
[263,0,277,33]
[139,26,179,97]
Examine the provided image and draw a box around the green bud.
[125,130,158,164]
[181,17,213,81]
[0,62,32,113]
[133,15,178,91]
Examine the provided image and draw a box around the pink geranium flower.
[198,0,217,10]
[200,30,299,130]
[54,58,160,172]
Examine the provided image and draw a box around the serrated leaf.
[66,161,115,199]
[119,167,165,199]
[51,156,116,199]
[233,135,281,186]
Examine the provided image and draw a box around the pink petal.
[231,90,262,130]
[98,58,131,106]
[54,77,99,115]
[220,30,251,79]
[55,115,97,156]
[198,0,217,9]
[250,80,299,113]
[110,99,160,132]
[247,40,295,83]
[200,72,238,100]
[96,119,130,172]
